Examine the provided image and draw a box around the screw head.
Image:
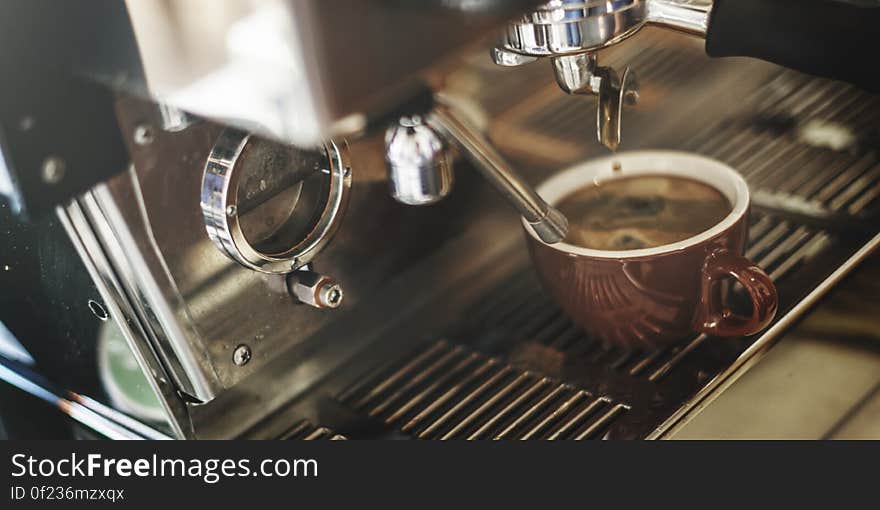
[318,282,344,308]
[225,205,237,217]
[133,124,154,146]
[232,344,252,366]
[41,157,66,184]
[19,116,35,132]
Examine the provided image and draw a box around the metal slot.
[628,350,663,376]
[812,155,875,203]
[365,345,466,418]
[279,420,345,440]
[545,398,609,440]
[830,165,880,212]
[648,334,706,382]
[417,364,516,438]
[571,403,630,440]
[339,341,449,408]
[401,358,503,434]
[439,371,535,440]
[847,182,880,215]
[769,233,831,281]
[798,153,871,201]
[382,351,483,425]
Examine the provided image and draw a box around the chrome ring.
[503,0,647,55]
[200,129,352,274]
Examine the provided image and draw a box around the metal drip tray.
[267,66,880,440]
[239,30,880,441]
[323,206,874,438]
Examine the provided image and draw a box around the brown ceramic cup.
[523,151,778,349]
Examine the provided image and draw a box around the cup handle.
[696,248,778,337]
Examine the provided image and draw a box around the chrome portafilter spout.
[493,0,713,151]
[495,49,639,154]
[551,53,639,152]
[384,99,568,244]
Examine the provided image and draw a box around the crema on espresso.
[555,175,732,251]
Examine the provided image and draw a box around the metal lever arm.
[428,102,568,244]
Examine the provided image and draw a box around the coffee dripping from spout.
[550,53,640,152]
[492,0,880,151]
[492,0,710,152]
[496,48,638,152]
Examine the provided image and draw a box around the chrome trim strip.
[0,356,170,440]
[84,185,218,401]
[57,202,195,439]
[649,232,880,439]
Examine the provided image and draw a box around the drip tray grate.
[280,42,880,440]
[338,340,629,440]
[332,205,874,439]
[689,71,880,218]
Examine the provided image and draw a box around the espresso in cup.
[556,175,732,251]
[523,151,778,349]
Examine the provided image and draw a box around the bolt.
[288,271,344,309]
[226,205,237,217]
[133,124,154,146]
[158,102,195,132]
[320,282,344,308]
[232,344,252,366]
[41,157,65,184]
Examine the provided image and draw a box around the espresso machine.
[1,0,879,439]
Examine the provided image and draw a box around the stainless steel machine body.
[1,3,879,440]
[121,0,543,146]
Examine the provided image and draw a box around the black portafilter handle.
[706,0,880,93]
